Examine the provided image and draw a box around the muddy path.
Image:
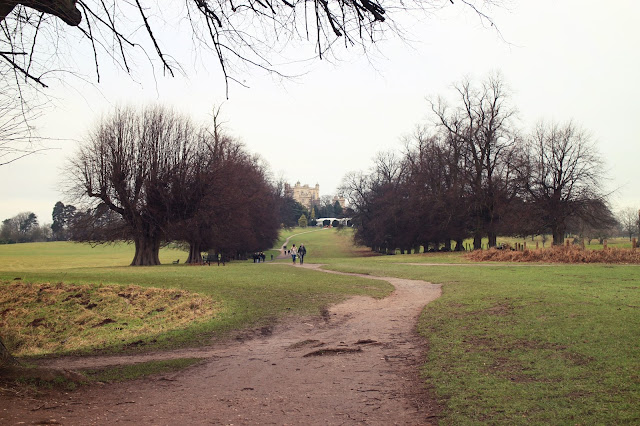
[1,264,442,425]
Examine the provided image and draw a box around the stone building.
[284,181,320,209]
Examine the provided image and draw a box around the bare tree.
[67,105,200,265]
[0,0,501,93]
[431,73,520,249]
[618,207,639,241]
[0,80,49,166]
[523,121,609,246]
[341,150,412,253]
[403,128,470,251]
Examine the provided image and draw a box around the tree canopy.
[67,104,280,265]
[0,211,51,243]
[342,74,614,253]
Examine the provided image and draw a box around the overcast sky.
[1,0,638,224]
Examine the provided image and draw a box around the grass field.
[321,255,640,424]
[0,236,392,356]
[1,230,639,424]
[277,227,374,262]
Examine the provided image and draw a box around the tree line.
[341,74,618,253]
[0,103,313,265]
[1,98,352,254]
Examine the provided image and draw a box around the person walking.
[291,244,298,264]
[298,243,307,265]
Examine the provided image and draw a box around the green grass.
[277,227,374,262]
[1,233,638,423]
[420,265,639,424]
[81,358,203,383]
[321,257,640,424]
[0,237,392,356]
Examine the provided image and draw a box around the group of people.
[288,243,307,264]
[252,252,267,263]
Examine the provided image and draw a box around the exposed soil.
[1,248,442,424]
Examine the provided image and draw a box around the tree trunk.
[131,236,161,266]
[443,239,452,252]
[473,232,482,250]
[552,226,565,246]
[454,238,464,251]
[186,242,202,264]
[487,232,497,248]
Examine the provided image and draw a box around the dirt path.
[1,264,442,425]
[277,229,323,260]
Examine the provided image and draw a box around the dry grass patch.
[466,245,640,264]
[0,281,220,357]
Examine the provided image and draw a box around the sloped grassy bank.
[1,281,218,357]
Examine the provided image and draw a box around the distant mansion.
[285,181,345,210]
[284,182,320,209]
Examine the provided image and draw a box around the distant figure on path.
[298,243,307,264]
[291,244,298,264]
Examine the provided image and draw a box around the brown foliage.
[465,246,640,264]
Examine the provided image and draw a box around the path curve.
[277,228,325,259]
[1,263,442,425]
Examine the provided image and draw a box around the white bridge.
[315,217,352,227]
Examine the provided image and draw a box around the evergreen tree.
[333,200,343,218]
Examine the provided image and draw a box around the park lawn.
[2,234,638,423]
[278,227,374,263]
[322,258,640,424]
[0,239,392,357]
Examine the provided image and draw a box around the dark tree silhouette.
[170,131,280,264]
[342,150,412,253]
[430,73,520,249]
[403,130,470,251]
[279,197,308,229]
[67,105,200,265]
[51,201,77,240]
[343,75,615,255]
